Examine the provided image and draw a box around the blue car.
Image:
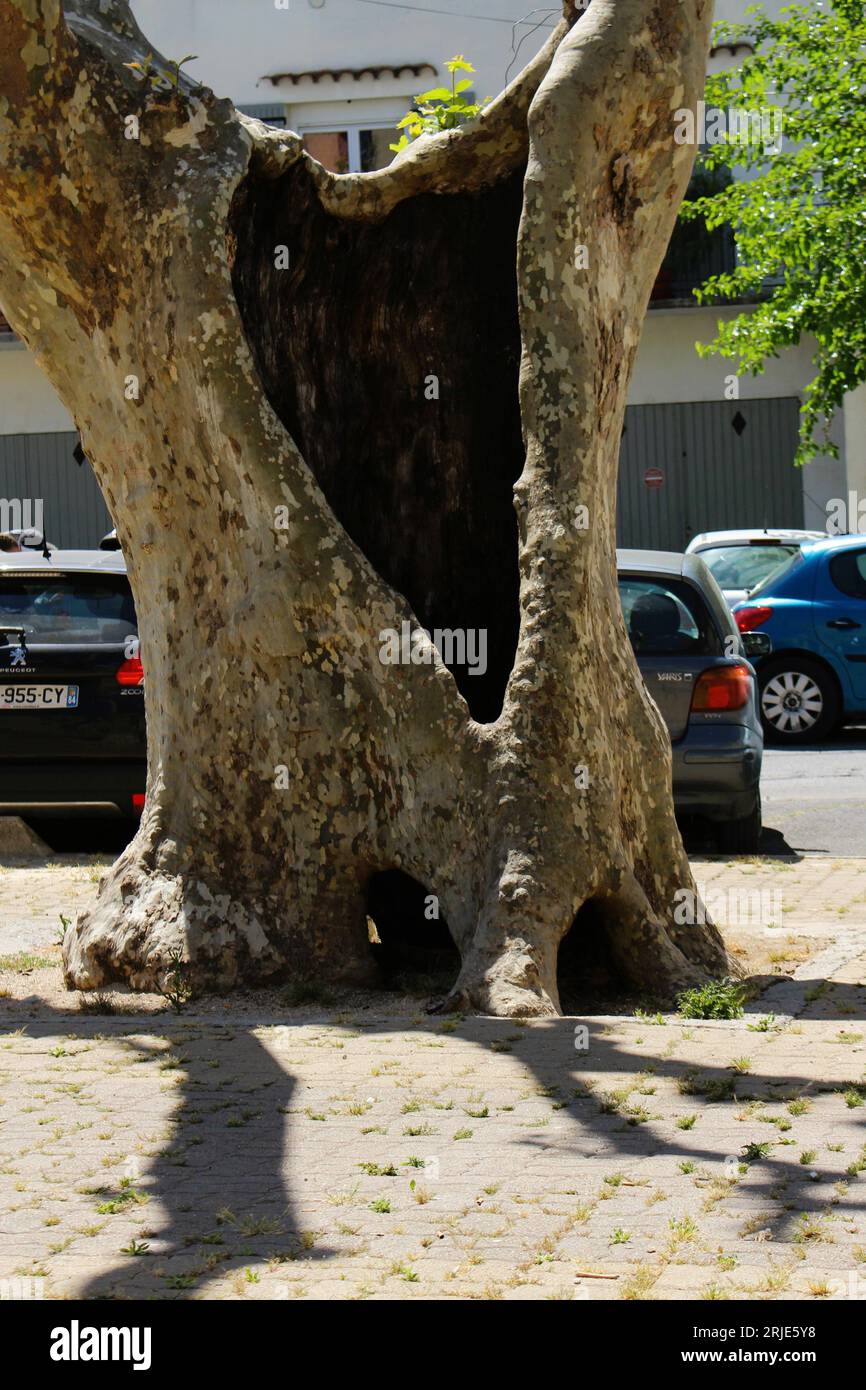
[733,535,866,744]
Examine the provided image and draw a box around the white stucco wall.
[125,0,558,114]
[0,0,861,525]
[0,343,73,435]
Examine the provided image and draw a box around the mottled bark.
[0,0,731,1014]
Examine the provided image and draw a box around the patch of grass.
[281,978,335,1008]
[793,1213,835,1245]
[677,978,745,1021]
[611,1228,631,1244]
[78,992,121,1016]
[369,1197,392,1214]
[0,953,55,972]
[741,1141,772,1162]
[747,1014,777,1033]
[787,1097,811,1117]
[453,1127,473,1141]
[677,1114,698,1130]
[667,1215,699,1250]
[95,1180,149,1215]
[120,1239,150,1256]
[620,1264,658,1300]
[698,1076,737,1103]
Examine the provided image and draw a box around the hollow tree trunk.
[0,0,731,1014]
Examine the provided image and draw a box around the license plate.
[0,685,79,709]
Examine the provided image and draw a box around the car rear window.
[0,573,136,644]
[747,547,805,598]
[697,543,800,593]
[619,576,722,657]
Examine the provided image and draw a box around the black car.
[618,548,770,853]
[0,550,145,819]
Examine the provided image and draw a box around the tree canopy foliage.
[685,0,866,464]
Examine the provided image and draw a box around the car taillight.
[116,656,144,686]
[735,605,773,632]
[132,794,145,814]
[691,664,752,712]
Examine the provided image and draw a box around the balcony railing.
[651,218,737,306]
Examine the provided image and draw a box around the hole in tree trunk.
[557,900,637,1014]
[366,868,460,995]
[228,160,526,722]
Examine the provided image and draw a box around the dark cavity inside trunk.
[366,868,460,994]
[228,158,526,721]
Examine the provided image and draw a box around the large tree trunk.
[0,0,730,1014]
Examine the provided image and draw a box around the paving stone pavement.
[0,857,111,954]
[0,853,864,1302]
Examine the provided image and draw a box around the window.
[699,543,800,593]
[300,124,399,174]
[830,549,866,600]
[0,575,137,643]
[619,577,722,656]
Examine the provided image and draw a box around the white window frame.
[297,120,400,174]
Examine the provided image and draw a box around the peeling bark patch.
[648,3,682,62]
[0,6,37,105]
[608,155,641,225]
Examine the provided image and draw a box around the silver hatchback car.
[617,549,771,853]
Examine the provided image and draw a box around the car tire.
[758,657,840,744]
[717,791,762,855]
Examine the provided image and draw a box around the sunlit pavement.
[1,854,865,1301]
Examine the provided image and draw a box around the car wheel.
[759,658,840,744]
[717,792,762,855]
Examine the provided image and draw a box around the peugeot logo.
[9,646,27,667]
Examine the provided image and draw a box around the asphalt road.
[679,727,866,858]
[756,728,866,858]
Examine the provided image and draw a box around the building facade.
[1,0,861,550]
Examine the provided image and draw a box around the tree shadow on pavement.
[2,965,864,1299]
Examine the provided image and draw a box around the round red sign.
[644,467,664,489]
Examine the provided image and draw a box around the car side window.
[619,578,721,656]
[829,550,866,600]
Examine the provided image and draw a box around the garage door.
[0,431,112,549]
[617,397,803,552]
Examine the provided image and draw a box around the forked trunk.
[0,0,730,1014]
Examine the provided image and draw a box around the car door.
[813,547,866,704]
